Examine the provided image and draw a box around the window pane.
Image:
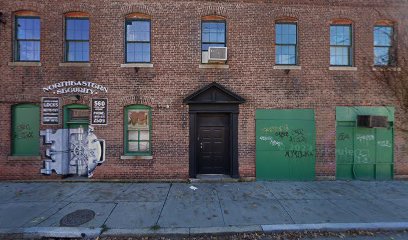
[66,19,89,40]
[18,41,40,61]
[128,142,139,151]
[126,20,150,42]
[17,18,40,40]
[330,46,350,66]
[288,24,296,35]
[67,42,89,62]
[276,23,297,44]
[374,26,392,47]
[128,109,149,129]
[330,25,351,46]
[126,43,150,63]
[202,21,225,45]
[139,142,150,152]
[128,131,139,141]
[202,32,210,42]
[140,131,149,141]
[374,47,390,65]
[276,45,296,65]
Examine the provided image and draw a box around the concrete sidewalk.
[0,181,408,238]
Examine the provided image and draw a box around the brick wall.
[0,0,407,180]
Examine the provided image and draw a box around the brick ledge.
[8,62,41,67]
[7,156,41,161]
[120,155,153,160]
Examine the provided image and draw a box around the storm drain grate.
[59,209,96,227]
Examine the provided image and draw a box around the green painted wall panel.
[12,104,40,156]
[336,106,395,122]
[354,128,376,164]
[256,109,316,181]
[256,151,290,180]
[336,164,353,180]
[376,164,393,180]
[336,127,354,164]
[376,128,393,164]
[353,164,375,180]
[336,107,394,180]
[256,109,315,120]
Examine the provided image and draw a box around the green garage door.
[336,107,394,180]
[256,109,316,181]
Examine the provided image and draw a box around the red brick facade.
[0,0,407,180]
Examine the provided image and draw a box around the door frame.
[188,104,239,178]
[183,82,245,178]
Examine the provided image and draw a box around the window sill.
[121,63,153,68]
[7,155,41,161]
[372,66,401,72]
[329,66,357,71]
[199,64,229,69]
[59,62,91,67]
[8,62,41,67]
[120,155,153,160]
[273,65,302,70]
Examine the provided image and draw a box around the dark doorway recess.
[184,82,245,178]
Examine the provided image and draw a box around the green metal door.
[336,107,394,180]
[11,104,40,156]
[256,109,316,181]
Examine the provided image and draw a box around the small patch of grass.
[100,223,110,234]
[150,224,161,231]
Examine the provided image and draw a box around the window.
[374,26,394,66]
[15,16,40,61]
[201,20,226,63]
[125,19,151,63]
[12,104,40,156]
[65,17,90,62]
[330,25,352,66]
[124,105,151,155]
[275,23,297,65]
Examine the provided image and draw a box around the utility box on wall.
[336,107,394,180]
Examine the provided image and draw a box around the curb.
[1,222,408,238]
[0,227,101,238]
[261,222,408,232]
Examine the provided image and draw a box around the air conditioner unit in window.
[208,47,227,62]
[357,115,389,128]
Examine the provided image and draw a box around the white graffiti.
[259,136,283,147]
[378,140,392,148]
[356,135,375,142]
[355,149,369,164]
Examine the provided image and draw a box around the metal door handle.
[200,142,203,149]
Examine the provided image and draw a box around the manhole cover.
[60,209,95,227]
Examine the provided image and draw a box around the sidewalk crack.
[214,187,226,227]
[155,183,172,226]
[261,182,296,224]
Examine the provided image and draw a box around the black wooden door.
[197,114,230,174]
